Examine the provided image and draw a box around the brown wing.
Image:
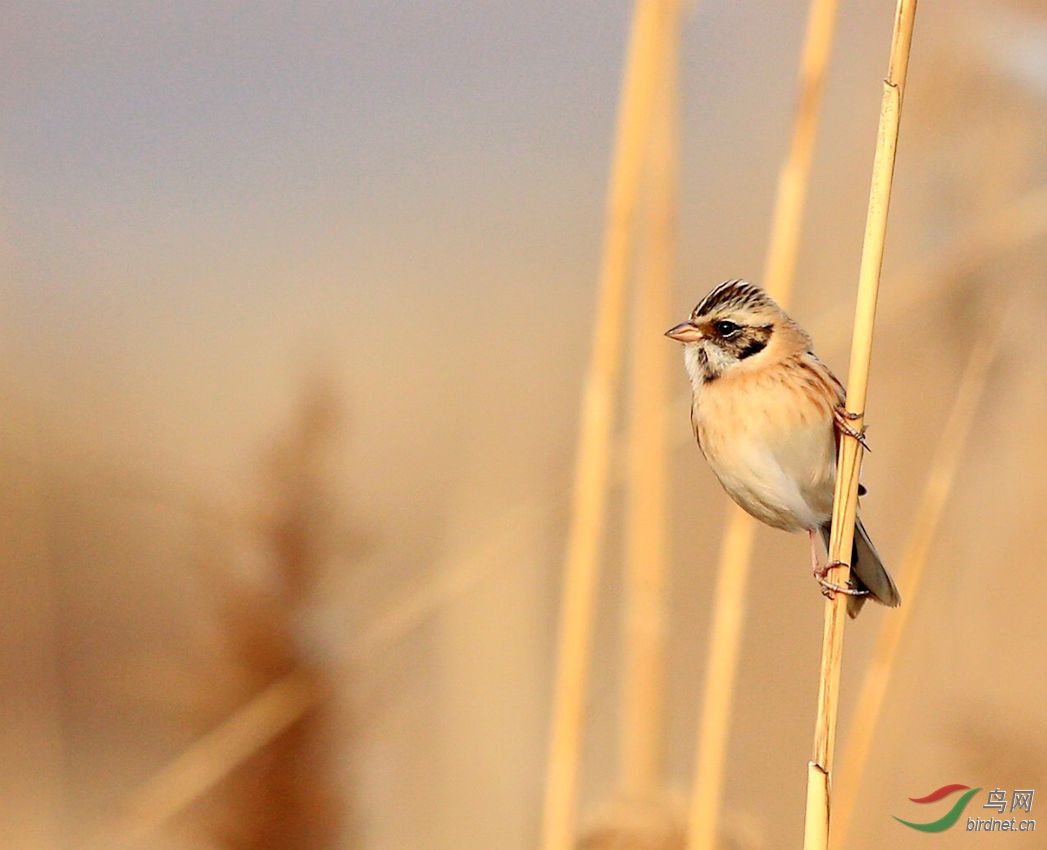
[808,351,870,495]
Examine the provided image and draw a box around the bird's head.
[665,279,804,385]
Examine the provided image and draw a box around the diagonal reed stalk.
[91,673,318,850]
[687,1,840,847]
[539,2,680,848]
[620,2,680,799]
[829,315,1006,849]
[804,2,918,848]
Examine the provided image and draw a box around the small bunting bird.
[666,279,900,617]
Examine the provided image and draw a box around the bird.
[665,279,900,617]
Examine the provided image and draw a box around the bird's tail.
[820,518,901,618]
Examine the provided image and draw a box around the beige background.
[2,1,1045,848]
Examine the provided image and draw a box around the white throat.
[683,341,736,390]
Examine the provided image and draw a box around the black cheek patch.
[735,324,773,360]
[736,337,768,359]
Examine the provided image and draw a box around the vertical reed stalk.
[687,1,839,846]
[761,0,840,298]
[541,3,677,848]
[830,318,1004,848]
[804,3,917,848]
[621,2,680,797]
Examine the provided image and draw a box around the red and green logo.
[894,784,982,832]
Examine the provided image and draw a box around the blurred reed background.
[2,1,1046,849]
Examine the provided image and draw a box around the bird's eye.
[714,319,740,338]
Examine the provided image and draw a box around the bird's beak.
[664,320,701,343]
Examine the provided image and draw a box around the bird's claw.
[834,407,870,452]
[813,560,870,599]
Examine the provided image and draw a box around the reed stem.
[803,2,917,848]
[830,317,1004,848]
[621,5,679,796]
[540,3,678,848]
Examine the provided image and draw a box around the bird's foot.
[813,560,870,599]
[834,407,870,451]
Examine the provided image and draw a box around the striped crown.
[691,279,777,318]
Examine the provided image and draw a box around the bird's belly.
[705,445,817,531]
[694,383,837,532]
